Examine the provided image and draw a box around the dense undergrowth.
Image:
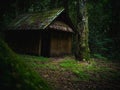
[0,39,52,90]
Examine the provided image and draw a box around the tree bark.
[75,0,90,61]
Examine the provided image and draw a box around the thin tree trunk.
[15,0,18,17]
[75,0,90,61]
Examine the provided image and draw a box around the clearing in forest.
[22,55,120,90]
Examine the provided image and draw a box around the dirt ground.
[33,58,120,90]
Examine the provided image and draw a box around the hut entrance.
[41,32,50,57]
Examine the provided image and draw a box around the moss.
[76,8,90,61]
[8,8,64,30]
[0,38,52,90]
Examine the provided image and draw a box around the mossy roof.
[8,8,65,30]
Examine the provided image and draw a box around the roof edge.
[43,8,65,29]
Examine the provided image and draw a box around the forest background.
[0,0,120,59]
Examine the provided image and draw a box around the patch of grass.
[21,55,49,62]
[22,55,60,70]
[20,55,51,68]
[20,54,120,83]
[59,58,120,81]
[59,59,91,81]
[43,64,60,70]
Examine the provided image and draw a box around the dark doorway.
[41,31,51,57]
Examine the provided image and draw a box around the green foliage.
[92,54,107,60]
[0,39,52,90]
[87,0,120,59]
[88,1,111,55]
[59,59,120,81]
[24,55,120,82]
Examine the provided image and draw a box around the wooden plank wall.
[50,31,72,56]
[5,30,72,57]
[5,31,41,55]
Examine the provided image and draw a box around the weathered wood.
[50,31,72,56]
[5,9,75,57]
[5,30,73,57]
[5,31,41,55]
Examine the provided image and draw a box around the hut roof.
[8,8,74,32]
[48,21,73,32]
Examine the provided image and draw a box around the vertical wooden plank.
[38,34,41,56]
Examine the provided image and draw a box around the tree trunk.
[75,0,90,61]
[15,0,18,17]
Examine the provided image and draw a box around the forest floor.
[22,55,120,90]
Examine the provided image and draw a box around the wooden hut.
[5,8,75,57]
